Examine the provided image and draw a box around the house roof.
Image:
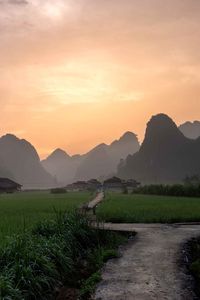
[87,179,101,184]
[0,178,22,189]
[74,181,87,185]
[104,177,122,184]
[126,179,140,183]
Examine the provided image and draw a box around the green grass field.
[96,193,200,223]
[0,191,90,243]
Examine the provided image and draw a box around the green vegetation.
[0,212,129,299]
[0,191,90,244]
[134,183,200,197]
[79,271,101,299]
[97,193,200,223]
[187,237,200,297]
[50,188,67,194]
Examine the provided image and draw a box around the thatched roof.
[104,177,122,184]
[87,179,101,185]
[0,178,22,189]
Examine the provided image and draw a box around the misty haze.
[0,1,200,300]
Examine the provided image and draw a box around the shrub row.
[0,212,127,299]
[134,184,200,197]
[50,188,67,194]
[186,237,200,297]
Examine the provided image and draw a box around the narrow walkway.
[94,223,200,300]
[88,191,104,210]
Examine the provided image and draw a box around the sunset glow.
[1,0,200,158]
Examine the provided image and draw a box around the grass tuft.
[0,211,129,299]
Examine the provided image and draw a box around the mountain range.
[0,134,55,189]
[42,132,140,184]
[179,121,200,139]
[0,114,200,188]
[41,149,83,186]
[75,132,140,181]
[118,114,200,184]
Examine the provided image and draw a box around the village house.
[103,177,141,192]
[0,178,22,193]
[67,179,102,192]
[87,179,102,190]
[66,181,88,191]
[126,179,141,189]
[103,176,123,190]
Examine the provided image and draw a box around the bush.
[134,184,200,197]
[0,212,127,299]
[122,186,128,194]
[187,238,200,297]
[79,271,101,299]
[102,249,119,262]
[190,260,200,278]
[50,188,67,194]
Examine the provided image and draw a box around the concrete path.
[87,191,104,210]
[94,223,200,300]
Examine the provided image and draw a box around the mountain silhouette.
[75,132,140,181]
[179,121,200,139]
[0,134,55,188]
[42,149,83,185]
[42,132,139,184]
[0,157,13,179]
[118,114,200,184]
[75,143,111,181]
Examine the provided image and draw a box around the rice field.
[0,191,90,243]
[96,193,200,223]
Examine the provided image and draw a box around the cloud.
[9,0,28,4]
[0,0,200,155]
[0,0,28,4]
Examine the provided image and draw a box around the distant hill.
[0,158,13,179]
[42,149,83,186]
[75,143,112,181]
[75,132,140,181]
[179,121,200,139]
[0,134,55,188]
[118,114,200,184]
[42,132,140,184]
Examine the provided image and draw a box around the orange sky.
[1,0,200,158]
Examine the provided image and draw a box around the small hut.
[0,178,22,193]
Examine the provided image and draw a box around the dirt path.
[88,191,104,210]
[94,223,200,300]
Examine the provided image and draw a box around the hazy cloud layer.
[0,0,28,4]
[0,0,200,157]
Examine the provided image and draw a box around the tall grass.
[0,213,128,300]
[0,212,128,299]
[185,237,200,298]
[0,191,90,245]
[134,184,200,197]
[96,193,200,223]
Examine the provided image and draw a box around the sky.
[1,0,200,158]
